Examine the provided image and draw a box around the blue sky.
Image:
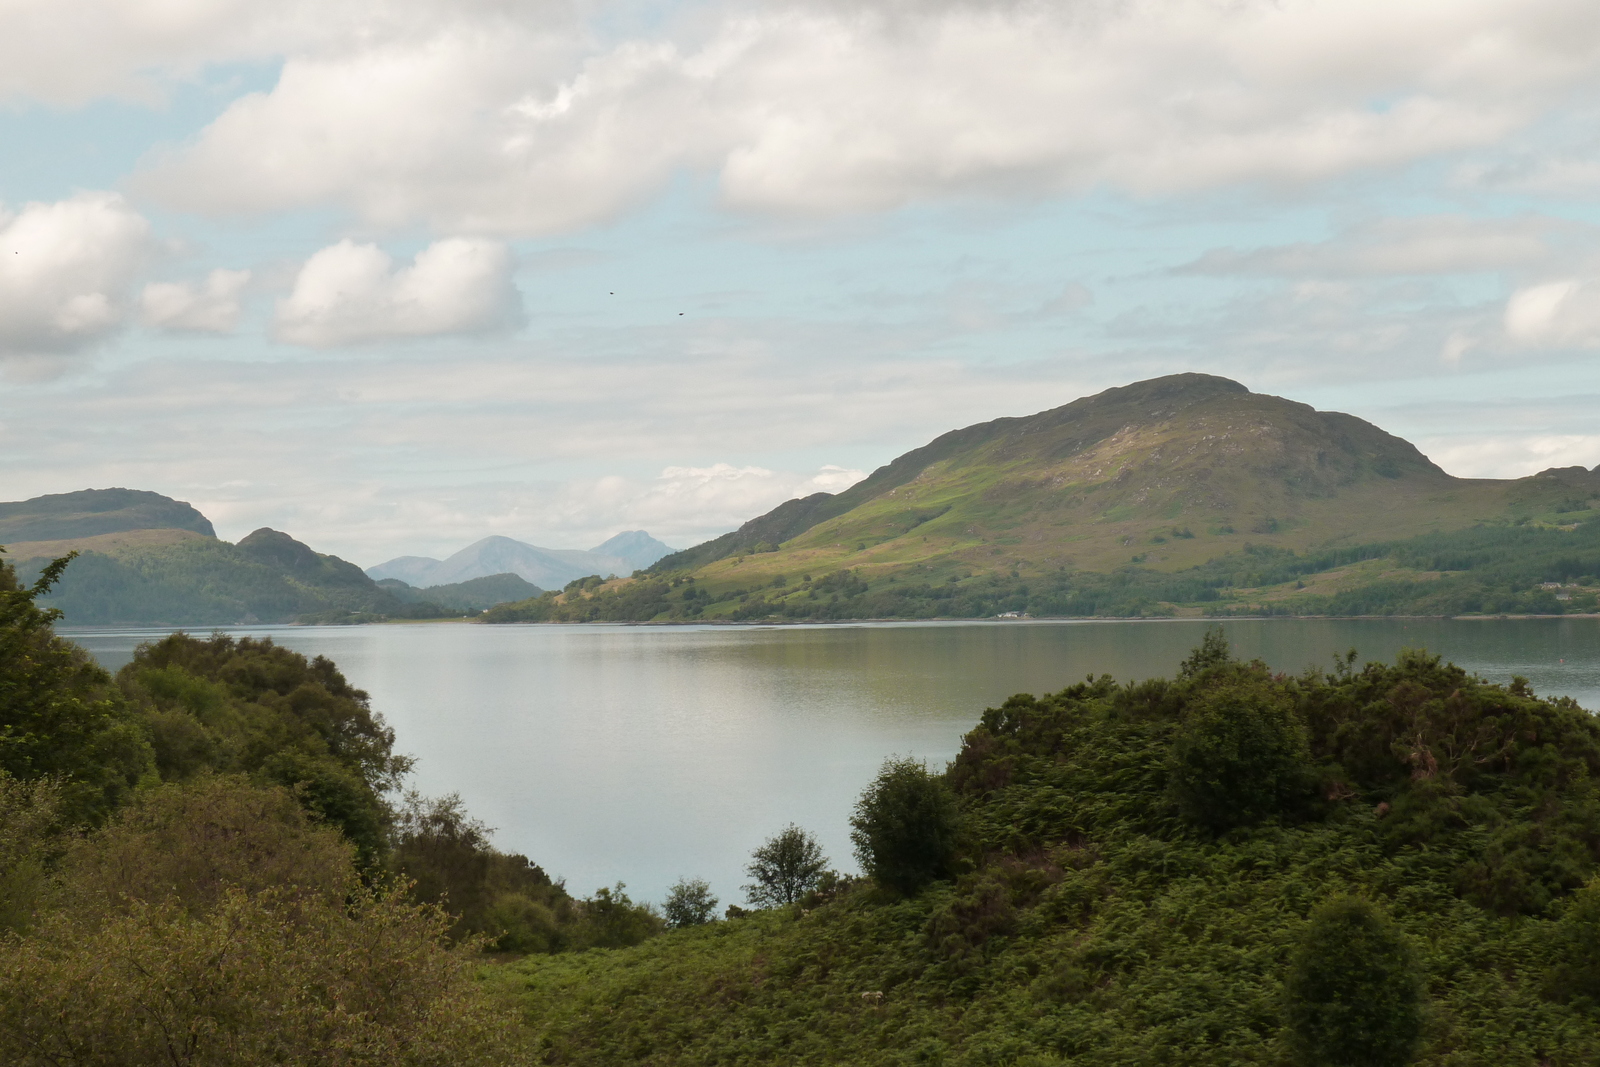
[5,0,1600,565]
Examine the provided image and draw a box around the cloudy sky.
[5,0,1600,565]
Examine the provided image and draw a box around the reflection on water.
[66,618,1600,907]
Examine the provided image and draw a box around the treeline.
[484,520,1600,623]
[504,632,1600,1065]
[0,553,660,1064]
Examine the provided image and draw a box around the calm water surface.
[66,618,1600,908]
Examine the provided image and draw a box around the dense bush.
[850,757,963,895]
[0,775,518,1066]
[0,555,153,824]
[1285,896,1423,1067]
[116,632,411,866]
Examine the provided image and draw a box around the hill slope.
[489,374,1599,621]
[0,489,454,625]
[0,488,215,543]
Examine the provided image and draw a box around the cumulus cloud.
[1504,278,1600,346]
[1422,433,1600,478]
[0,192,154,363]
[274,237,521,347]
[142,268,252,333]
[136,0,1600,233]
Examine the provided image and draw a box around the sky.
[5,0,1600,566]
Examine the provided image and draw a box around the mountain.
[0,488,215,544]
[376,572,542,612]
[489,373,1600,622]
[368,531,674,589]
[0,489,455,625]
[590,530,676,572]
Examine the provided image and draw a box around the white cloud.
[0,0,566,106]
[1504,278,1600,346]
[136,0,1600,234]
[1422,433,1600,478]
[142,268,252,333]
[273,237,521,347]
[0,192,154,363]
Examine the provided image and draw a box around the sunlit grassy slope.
[485,374,1600,621]
[678,374,1594,586]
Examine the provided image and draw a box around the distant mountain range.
[0,489,668,625]
[366,531,675,590]
[487,373,1600,622]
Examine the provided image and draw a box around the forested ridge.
[8,549,1600,1065]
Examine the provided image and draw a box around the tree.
[116,632,413,866]
[663,878,719,928]
[743,825,827,907]
[1169,684,1313,831]
[1285,896,1423,1067]
[0,553,152,824]
[850,757,961,895]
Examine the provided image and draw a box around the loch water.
[69,617,1600,908]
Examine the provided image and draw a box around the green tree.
[1547,876,1600,1005]
[1169,683,1313,831]
[850,757,961,895]
[744,825,827,907]
[1285,896,1423,1067]
[116,632,412,865]
[0,553,152,824]
[663,878,719,928]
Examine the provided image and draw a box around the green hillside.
[378,573,543,613]
[0,488,215,543]
[8,526,449,626]
[488,375,1600,622]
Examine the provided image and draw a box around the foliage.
[0,553,153,824]
[850,757,963,895]
[0,774,519,1066]
[56,774,355,916]
[1547,876,1600,1008]
[114,632,411,866]
[0,773,63,935]
[744,824,829,907]
[1168,683,1315,832]
[664,878,719,928]
[1284,896,1423,1067]
[500,644,1600,1065]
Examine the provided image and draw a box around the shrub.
[1169,684,1313,831]
[0,885,517,1067]
[664,877,719,928]
[58,774,354,916]
[744,825,828,907]
[0,554,153,824]
[1547,876,1600,1005]
[1285,896,1423,1067]
[851,757,962,895]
